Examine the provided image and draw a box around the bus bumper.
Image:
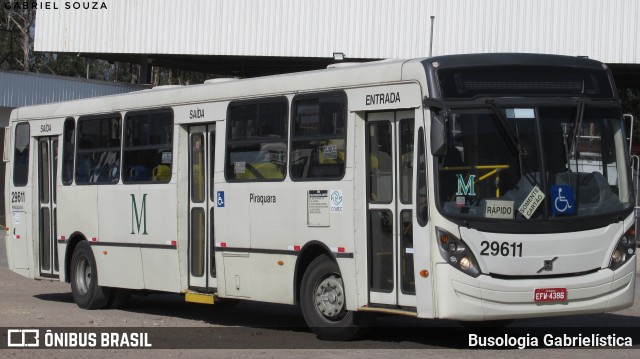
[433,255,636,321]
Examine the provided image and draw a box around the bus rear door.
[36,136,59,278]
[188,125,217,291]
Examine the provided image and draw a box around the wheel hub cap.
[314,275,345,320]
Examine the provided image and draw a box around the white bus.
[4,54,637,340]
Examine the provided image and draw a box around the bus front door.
[37,136,59,278]
[188,125,217,291]
[366,111,417,308]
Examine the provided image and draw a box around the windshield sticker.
[456,174,476,196]
[234,162,246,174]
[456,196,466,207]
[551,185,576,215]
[485,200,515,219]
[322,145,338,160]
[161,152,172,164]
[518,186,545,219]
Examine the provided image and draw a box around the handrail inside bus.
[441,164,510,197]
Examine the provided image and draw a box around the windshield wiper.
[485,99,538,186]
[569,98,586,157]
[485,99,520,155]
[561,98,586,173]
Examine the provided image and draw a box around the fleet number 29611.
[480,241,523,257]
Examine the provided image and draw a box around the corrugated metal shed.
[34,0,640,64]
[0,71,146,108]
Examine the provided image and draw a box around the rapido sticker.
[485,200,515,219]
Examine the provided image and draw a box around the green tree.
[1,2,35,71]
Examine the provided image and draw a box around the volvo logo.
[537,257,558,273]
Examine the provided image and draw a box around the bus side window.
[225,98,288,182]
[416,127,428,226]
[75,115,121,185]
[122,109,173,184]
[13,123,30,187]
[62,118,75,185]
[290,92,347,181]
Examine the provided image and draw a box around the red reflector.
[60,236,66,240]
[221,242,227,248]
[171,240,177,246]
[338,247,345,253]
[15,235,20,239]
[294,245,301,251]
[91,238,97,242]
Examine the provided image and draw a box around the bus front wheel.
[70,241,111,309]
[300,254,372,340]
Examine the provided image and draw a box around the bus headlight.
[436,227,481,277]
[609,227,636,271]
[459,257,472,271]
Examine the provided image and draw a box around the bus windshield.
[437,103,633,222]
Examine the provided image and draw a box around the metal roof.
[33,0,640,64]
[0,71,146,108]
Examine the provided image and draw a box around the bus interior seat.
[76,158,91,183]
[152,164,172,182]
[555,171,613,205]
[130,165,151,181]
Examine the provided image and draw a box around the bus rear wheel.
[70,241,111,309]
[300,254,372,340]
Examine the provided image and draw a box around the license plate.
[534,288,567,302]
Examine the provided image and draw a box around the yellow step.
[184,292,215,305]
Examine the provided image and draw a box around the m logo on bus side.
[131,194,148,235]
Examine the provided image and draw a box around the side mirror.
[423,98,450,157]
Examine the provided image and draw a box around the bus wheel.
[300,254,371,340]
[108,288,132,309]
[70,241,111,309]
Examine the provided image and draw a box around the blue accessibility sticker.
[551,185,575,215]
[217,191,225,208]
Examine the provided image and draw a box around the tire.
[70,241,111,309]
[108,288,132,309]
[300,254,374,341]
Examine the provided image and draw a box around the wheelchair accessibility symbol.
[217,191,225,208]
[551,185,575,215]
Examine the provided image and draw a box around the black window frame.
[61,117,75,185]
[224,97,289,182]
[289,91,348,181]
[416,127,428,227]
[121,108,174,185]
[75,113,122,185]
[13,122,30,187]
